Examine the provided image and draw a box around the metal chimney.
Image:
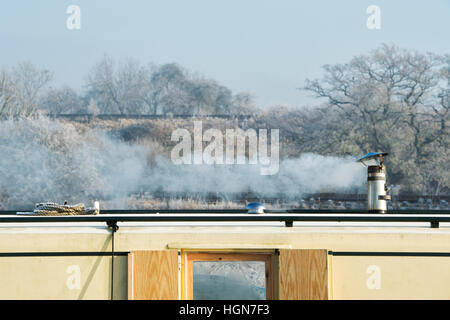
[357,152,391,213]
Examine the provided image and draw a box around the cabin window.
[184,252,274,300]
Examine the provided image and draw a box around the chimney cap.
[358,152,388,167]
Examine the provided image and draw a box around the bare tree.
[144,63,188,114]
[303,44,449,195]
[85,56,149,114]
[85,55,117,114]
[0,69,15,117]
[41,86,82,114]
[0,62,52,118]
[10,62,52,117]
[230,92,255,115]
[115,58,149,114]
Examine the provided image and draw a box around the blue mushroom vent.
[246,202,265,214]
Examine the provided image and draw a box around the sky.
[0,0,449,108]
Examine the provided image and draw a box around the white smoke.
[0,117,365,209]
[0,117,147,209]
[142,153,365,196]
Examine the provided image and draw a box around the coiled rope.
[31,202,99,216]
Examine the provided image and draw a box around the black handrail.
[3,209,450,215]
[98,209,450,214]
[1,211,450,228]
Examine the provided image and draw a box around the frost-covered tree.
[85,56,149,114]
[303,44,449,195]
[0,62,52,118]
[41,86,82,114]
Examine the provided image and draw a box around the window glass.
[193,261,266,300]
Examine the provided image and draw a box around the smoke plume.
[0,117,365,209]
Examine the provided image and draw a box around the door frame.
[183,251,275,300]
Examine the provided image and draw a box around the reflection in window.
[193,261,266,300]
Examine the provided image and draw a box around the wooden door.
[128,250,179,300]
[278,249,328,300]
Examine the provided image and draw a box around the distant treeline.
[0,57,256,118]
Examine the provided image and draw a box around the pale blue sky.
[0,0,449,107]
